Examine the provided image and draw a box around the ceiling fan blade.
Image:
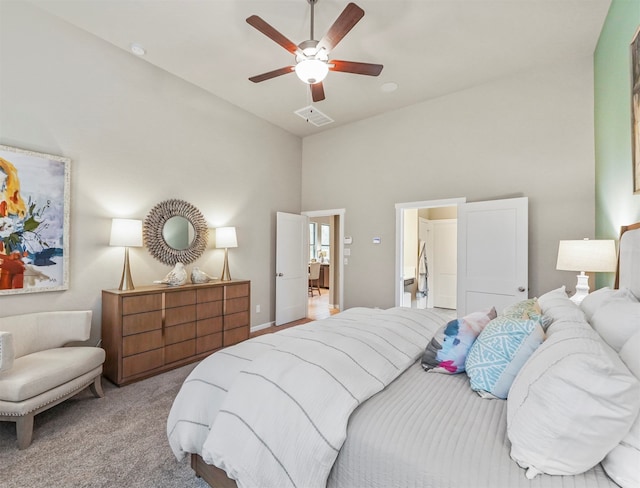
[311,82,325,102]
[317,3,365,53]
[330,60,383,76]
[249,66,295,83]
[246,15,301,55]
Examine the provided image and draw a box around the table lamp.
[556,238,617,304]
[110,218,143,290]
[216,226,238,281]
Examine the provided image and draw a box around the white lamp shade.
[215,226,238,249]
[556,239,617,272]
[109,218,143,247]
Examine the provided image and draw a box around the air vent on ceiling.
[294,105,334,127]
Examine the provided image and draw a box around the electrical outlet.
[256,304,261,313]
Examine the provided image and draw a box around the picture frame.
[631,26,640,195]
[0,144,70,294]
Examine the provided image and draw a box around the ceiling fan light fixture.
[295,59,329,84]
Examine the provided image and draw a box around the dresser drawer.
[165,290,196,308]
[224,311,249,330]
[223,327,249,347]
[123,349,164,378]
[122,311,162,336]
[165,305,196,327]
[123,294,162,315]
[197,301,223,320]
[123,330,163,356]
[197,317,223,336]
[165,322,196,345]
[197,332,223,354]
[225,296,249,315]
[197,287,223,302]
[225,283,249,299]
[165,339,196,364]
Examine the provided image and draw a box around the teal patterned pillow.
[465,316,544,399]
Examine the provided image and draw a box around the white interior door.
[275,212,308,326]
[433,220,457,309]
[457,197,528,316]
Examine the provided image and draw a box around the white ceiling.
[30,0,612,138]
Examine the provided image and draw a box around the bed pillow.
[602,330,640,488]
[507,324,640,479]
[580,286,638,322]
[537,285,586,323]
[502,298,552,331]
[465,316,544,399]
[589,301,640,352]
[502,298,539,317]
[421,307,497,374]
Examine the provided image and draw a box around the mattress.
[328,361,618,488]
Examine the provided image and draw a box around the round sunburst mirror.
[143,199,208,265]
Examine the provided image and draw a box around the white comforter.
[167,307,446,488]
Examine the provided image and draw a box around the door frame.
[395,198,466,308]
[302,208,345,313]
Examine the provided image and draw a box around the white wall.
[0,2,302,342]
[302,57,596,309]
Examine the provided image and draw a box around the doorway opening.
[302,209,344,321]
[396,198,465,315]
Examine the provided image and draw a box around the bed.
[167,223,640,488]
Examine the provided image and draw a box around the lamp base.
[220,248,232,281]
[570,271,589,304]
[118,247,135,291]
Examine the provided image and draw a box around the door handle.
[276,273,284,277]
[518,286,526,292]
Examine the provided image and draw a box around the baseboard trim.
[251,321,275,333]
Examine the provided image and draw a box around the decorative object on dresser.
[101,280,250,386]
[153,262,188,287]
[191,267,216,284]
[556,238,617,304]
[0,144,70,295]
[215,227,238,281]
[109,218,143,291]
[143,199,208,266]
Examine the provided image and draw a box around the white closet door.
[433,220,457,309]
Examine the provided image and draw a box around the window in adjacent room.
[309,222,317,261]
[320,224,330,262]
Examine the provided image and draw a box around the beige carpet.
[0,363,210,488]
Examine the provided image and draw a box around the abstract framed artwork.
[632,26,640,194]
[0,144,70,294]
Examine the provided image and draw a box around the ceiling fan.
[246,0,383,102]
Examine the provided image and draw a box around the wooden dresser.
[101,280,250,386]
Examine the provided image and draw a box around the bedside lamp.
[110,218,143,291]
[216,226,238,282]
[556,238,617,304]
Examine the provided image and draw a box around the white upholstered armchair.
[0,310,105,449]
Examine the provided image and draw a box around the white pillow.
[0,331,15,373]
[537,285,586,323]
[580,286,638,322]
[590,301,640,352]
[602,330,640,488]
[507,324,640,479]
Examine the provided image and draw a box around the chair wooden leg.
[16,414,34,450]
[90,375,105,398]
